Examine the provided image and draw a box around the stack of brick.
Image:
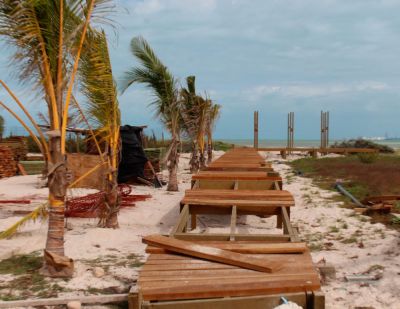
[0,136,28,161]
[0,146,17,178]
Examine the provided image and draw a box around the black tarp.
[118,125,148,183]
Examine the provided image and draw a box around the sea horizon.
[217,138,400,149]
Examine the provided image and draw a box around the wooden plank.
[140,276,320,301]
[185,189,293,200]
[181,198,293,208]
[170,205,189,236]
[145,242,307,254]
[173,233,291,242]
[140,292,309,309]
[230,206,237,241]
[0,294,128,308]
[142,235,282,273]
[282,207,299,242]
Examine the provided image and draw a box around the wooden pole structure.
[287,112,294,154]
[320,111,329,152]
[254,111,259,149]
[326,111,329,148]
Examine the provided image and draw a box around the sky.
[1,0,400,140]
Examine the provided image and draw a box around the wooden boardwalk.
[130,148,324,309]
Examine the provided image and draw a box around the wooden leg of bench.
[128,286,141,309]
[191,214,197,230]
[312,291,325,309]
[230,206,237,241]
[276,213,282,228]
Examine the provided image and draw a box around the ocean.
[218,139,400,150]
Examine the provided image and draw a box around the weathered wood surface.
[138,250,320,301]
[181,198,293,208]
[145,242,307,254]
[143,235,282,273]
[0,294,128,308]
[184,189,294,200]
[192,171,282,181]
[138,291,324,309]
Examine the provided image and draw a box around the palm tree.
[180,77,211,172]
[180,76,200,172]
[0,0,114,277]
[80,30,121,228]
[206,103,221,163]
[121,36,180,191]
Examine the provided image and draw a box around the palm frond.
[0,203,48,239]
[121,36,180,134]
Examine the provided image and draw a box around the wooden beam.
[281,207,299,242]
[0,294,128,308]
[145,242,308,254]
[142,235,282,273]
[172,233,291,242]
[141,292,311,309]
[230,206,237,241]
[170,205,189,236]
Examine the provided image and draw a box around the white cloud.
[130,0,216,15]
[244,81,390,101]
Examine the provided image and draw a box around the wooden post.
[287,112,294,154]
[320,111,330,155]
[253,111,259,149]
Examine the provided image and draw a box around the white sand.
[0,150,399,309]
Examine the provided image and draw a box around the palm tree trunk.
[167,136,179,191]
[199,148,206,169]
[42,135,73,278]
[189,141,199,173]
[207,135,213,164]
[101,172,119,228]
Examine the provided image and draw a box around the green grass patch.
[0,251,42,275]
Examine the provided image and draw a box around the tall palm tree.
[121,36,180,191]
[206,102,221,163]
[80,30,121,228]
[0,0,114,277]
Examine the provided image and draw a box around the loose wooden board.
[146,242,307,254]
[142,235,282,273]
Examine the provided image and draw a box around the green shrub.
[357,152,378,164]
[331,138,394,153]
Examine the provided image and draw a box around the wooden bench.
[130,244,323,308]
[180,189,297,233]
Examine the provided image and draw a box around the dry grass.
[290,155,400,199]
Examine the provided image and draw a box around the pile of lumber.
[0,136,28,161]
[0,146,17,178]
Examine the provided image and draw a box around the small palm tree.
[0,0,114,277]
[206,102,221,163]
[180,77,211,172]
[180,76,200,172]
[80,30,121,228]
[121,36,180,191]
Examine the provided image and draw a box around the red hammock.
[65,184,151,218]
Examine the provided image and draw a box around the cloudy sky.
[1,0,400,140]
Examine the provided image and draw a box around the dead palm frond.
[0,203,48,240]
